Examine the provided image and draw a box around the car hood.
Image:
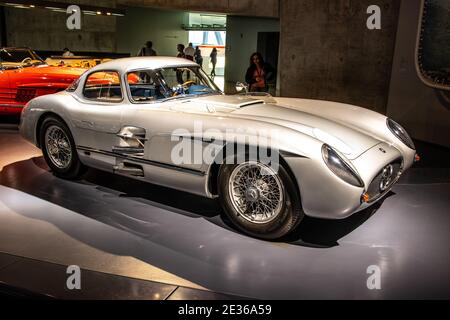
[5,64,86,91]
[15,64,85,80]
[194,95,380,159]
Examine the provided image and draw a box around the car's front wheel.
[40,116,86,179]
[218,160,304,239]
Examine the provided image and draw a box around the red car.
[0,47,86,116]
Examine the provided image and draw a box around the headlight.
[387,118,415,150]
[322,144,364,187]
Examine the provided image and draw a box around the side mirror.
[235,82,249,94]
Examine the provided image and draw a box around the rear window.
[83,71,122,102]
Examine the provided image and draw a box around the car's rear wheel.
[40,116,86,179]
[218,159,304,239]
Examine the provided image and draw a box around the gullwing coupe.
[20,57,417,239]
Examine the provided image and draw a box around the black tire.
[40,115,86,179]
[218,158,304,240]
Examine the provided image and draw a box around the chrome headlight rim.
[322,144,364,188]
[386,118,415,150]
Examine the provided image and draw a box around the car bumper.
[285,142,415,219]
[0,104,24,116]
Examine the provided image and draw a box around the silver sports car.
[20,57,417,239]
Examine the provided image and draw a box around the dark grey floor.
[0,252,240,299]
[0,126,449,299]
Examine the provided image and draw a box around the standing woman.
[245,52,275,92]
[210,47,218,77]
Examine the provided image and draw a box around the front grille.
[15,88,36,103]
[366,158,403,201]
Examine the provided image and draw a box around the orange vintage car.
[0,47,86,116]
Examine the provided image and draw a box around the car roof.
[89,56,199,73]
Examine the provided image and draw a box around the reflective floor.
[0,124,449,299]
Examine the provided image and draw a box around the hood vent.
[236,100,265,108]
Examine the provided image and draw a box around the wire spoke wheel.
[45,125,72,169]
[228,162,284,224]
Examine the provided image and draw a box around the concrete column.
[279,0,400,114]
[0,6,6,47]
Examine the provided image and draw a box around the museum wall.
[116,7,188,57]
[224,15,280,94]
[3,0,118,52]
[386,0,450,148]
[118,0,279,18]
[279,0,401,114]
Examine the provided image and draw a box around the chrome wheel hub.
[228,162,284,224]
[245,187,260,202]
[379,164,394,191]
[45,125,72,169]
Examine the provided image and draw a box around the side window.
[83,71,122,102]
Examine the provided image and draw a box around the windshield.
[0,48,45,69]
[127,66,221,102]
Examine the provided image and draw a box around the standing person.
[176,44,185,84]
[137,41,157,56]
[176,44,185,58]
[210,47,218,77]
[183,43,195,81]
[194,46,203,67]
[184,43,195,61]
[245,52,275,92]
[62,48,74,57]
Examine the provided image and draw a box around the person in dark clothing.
[138,41,157,56]
[176,44,185,84]
[194,46,203,67]
[210,47,218,77]
[176,44,185,58]
[245,52,275,92]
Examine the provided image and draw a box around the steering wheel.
[21,57,33,64]
[182,80,196,87]
[171,80,196,97]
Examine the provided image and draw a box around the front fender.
[19,93,77,148]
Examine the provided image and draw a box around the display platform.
[0,125,449,299]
